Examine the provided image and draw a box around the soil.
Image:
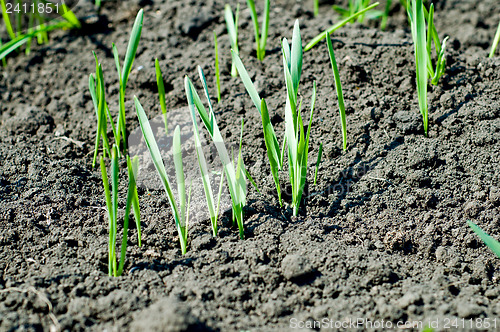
[1,0,500,331]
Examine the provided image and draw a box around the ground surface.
[1,0,500,331]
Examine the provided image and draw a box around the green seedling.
[313,0,319,17]
[489,21,500,58]
[185,70,225,237]
[134,99,192,254]
[247,0,270,61]
[112,9,144,154]
[326,32,347,151]
[0,0,80,61]
[155,58,168,134]
[407,0,428,136]
[333,0,374,24]
[214,31,221,103]
[467,221,500,259]
[100,145,141,277]
[233,20,318,216]
[304,2,379,51]
[407,0,448,135]
[90,54,113,167]
[224,3,240,76]
[185,67,247,239]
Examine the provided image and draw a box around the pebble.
[281,254,313,281]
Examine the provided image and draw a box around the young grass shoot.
[0,0,80,61]
[185,67,247,239]
[233,20,319,216]
[489,21,500,58]
[304,2,379,51]
[214,31,221,103]
[134,98,192,254]
[100,145,141,277]
[407,0,448,136]
[467,221,500,259]
[326,31,347,151]
[224,3,240,77]
[155,58,168,134]
[247,0,270,61]
[112,9,144,154]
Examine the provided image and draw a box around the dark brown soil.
[1,0,500,331]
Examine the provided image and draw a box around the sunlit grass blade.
[99,156,113,276]
[326,32,347,151]
[489,21,500,58]
[155,58,168,134]
[225,4,240,76]
[0,21,71,61]
[232,50,282,204]
[247,0,270,61]
[261,99,282,204]
[408,0,429,136]
[185,70,246,239]
[313,0,319,17]
[116,155,141,276]
[304,2,379,51]
[380,0,391,30]
[467,221,500,258]
[117,9,144,153]
[1,0,16,40]
[214,31,221,103]
[173,125,188,246]
[314,142,323,185]
[134,96,188,254]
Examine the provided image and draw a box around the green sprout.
[408,0,428,136]
[304,2,379,51]
[489,21,500,58]
[185,67,247,239]
[467,221,500,259]
[134,99,192,254]
[185,67,225,237]
[247,0,270,61]
[214,31,221,103]
[155,58,168,134]
[313,0,319,17]
[333,0,373,24]
[332,0,390,28]
[224,3,240,77]
[112,9,144,154]
[233,20,318,216]
[89,54,116,167]
[326,31,347,151]
[407,0,448,136]
[100,146,141,277]
[0,1,80,62]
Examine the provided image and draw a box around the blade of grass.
[214,31,221,103]
[0,0,16,40]
[134,96,187,254]
[110,146,119,276]
[185,72,246,239]
[117,9,144,153]
[314,0,319,17]
[467,221,500,258]
[326,31,347,151]
[155,58,168,134]
[225,4,240,76]
[99,156,113,276]
[489,21,500,58]
[304,2,380,51]
[116,155,140,276]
